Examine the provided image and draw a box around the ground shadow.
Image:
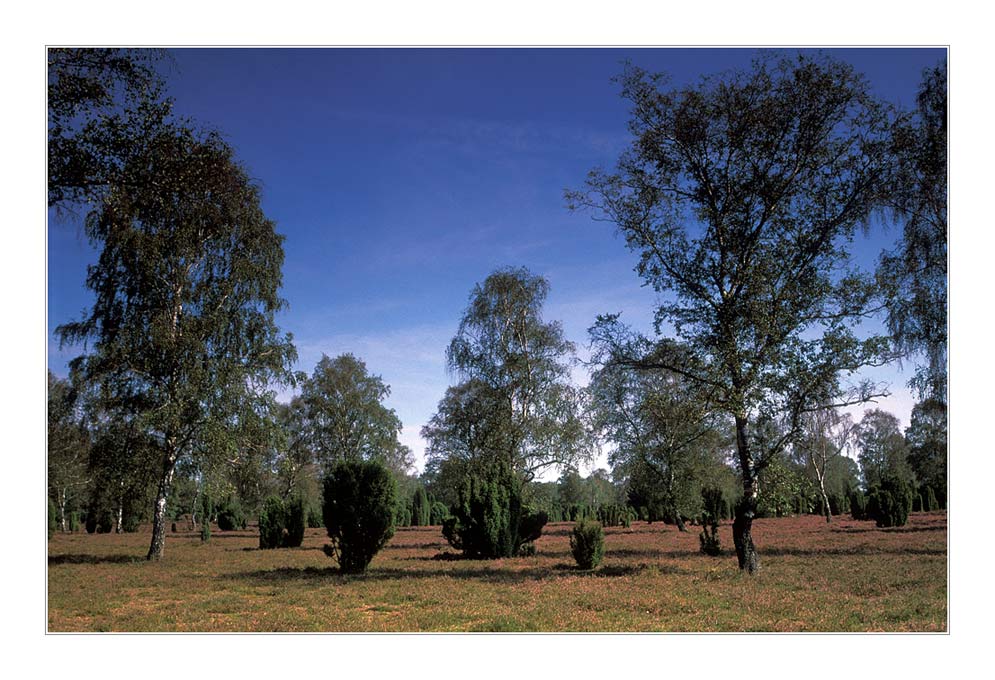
[48,553,143,566]
[543,524,676,537]
[229,561,654,585]
[761,546,946,557]
[831,525,946,535]
[383,541,448,551]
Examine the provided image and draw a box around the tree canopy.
[432,267,592,482]
[56,124,298,560]
[48,48,171,212]
[878,63,948,400]
[569,55,896,572]
[298,353,413,476]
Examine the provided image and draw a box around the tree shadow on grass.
[761,546,946,557]
[830,525,946,535]
[229,561,655,585]
[383,541,449,551]
[48,554,143,566]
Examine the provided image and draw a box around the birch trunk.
[146,449,178,561]
[733,415,760,574]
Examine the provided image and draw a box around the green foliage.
[442,461,547,559]
[216,496,247,531]
[570,55,895,572]
[200,492,213,542]
[49,498,58,540]
[429,501,449,526]
[850,489,869,521]
[878,63,947,399]
[431,267,590,482]
[570,519,605,570]
[258,496,286,549]
[411,486,431,526]
[756,456,809,518]
[48,371,92,536]
[905,399,947,507]
[322,460,397,574]
[85,501,114,534]
[121,494,145,532]
[926,486,939,512]
[307,503,324,528]
[857,409,915,490]
[283,495,307,548]
[596,504,633,528]
[48,48,169,209]
[699,487,723,556]
[68,512,80,533]
[300,354,412,475]
[867,476,913,528]
[394,499,412,528]
[55,121,298,561]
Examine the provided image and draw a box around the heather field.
[47,511,947,632]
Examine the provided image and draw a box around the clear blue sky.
[48,47,946,474]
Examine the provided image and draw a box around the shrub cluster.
[926,486,939,512]
[257,494,308,548]
[442,460,547,558]
[849,489,869,521]
[48,498,58,540]
[394,498,412,528]
[216,496,247,531]
[698,487,722,556]
[258,496,287,549]
[411,487,431,526]
[322,459,397,573]
[429,501,449,526]
[596,504,634,528]
[200,493,213,542]
[85,504,114,534]
[283,495,307,548]
[306,503,323,528]
[570,519,604,569]
[867,476,913,528]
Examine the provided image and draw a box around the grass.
[47,511,947,632]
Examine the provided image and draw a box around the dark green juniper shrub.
[850,489,869,521]
[200,493,213,542]
[443,460,547,559]
[429,501,449,526]
[306,502,323,529]
[394,500,412,528]
[216,496,247,531]
[867,476,913,528]
[570,519,604,570]
[283,495,307,548]
[597,503,633,528]
[699,487,723,556]
[48,498,58,539]
[926,486,939,512]
[258,495,286,549]
[322,460,396,574]
[411,486,431,526]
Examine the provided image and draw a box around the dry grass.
[47,511,947,632]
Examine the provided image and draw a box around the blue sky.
[48,47,946,474]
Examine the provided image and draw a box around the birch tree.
[57,126,297,560]
[568,55,893,573]
[439,267,591,482]
[795,408,855,522]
